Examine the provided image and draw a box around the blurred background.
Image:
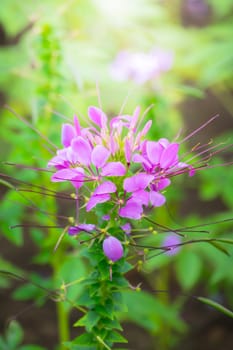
[0,1,233,349]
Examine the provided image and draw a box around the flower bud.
[103,236,123,262]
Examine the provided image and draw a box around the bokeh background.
[0,1,233,349]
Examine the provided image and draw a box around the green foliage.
[0,321,46,350]
[175,250,202,290]
[121,290,185,334]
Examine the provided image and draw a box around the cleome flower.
[48,106,194,220]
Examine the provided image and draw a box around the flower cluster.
[48,106,192,261]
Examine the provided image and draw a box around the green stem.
[57,299,70,349]
[52,247,70,349]
[156,266,171,350]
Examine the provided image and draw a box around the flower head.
[48,106,194,220]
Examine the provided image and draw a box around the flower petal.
[101,162,126,176]
[130,106,140,131]
[146,141,163,165]
[88,106,107,128]
[103,236,123,262]
[163,234,181,256]
[150,191,166,207]
[93,181,117,195]
[124,139,131,163]
[86,194,110,211]
[71,137,92,166]
[123,173,153,192]
[51,168,84,188]
[51,168,83,181]
[62,124,76,147]
[132,154,152,169]
[155,178,171,191]
[73,115,82,136]
[91,145,110,168]
[68,224,95,236]
[160,143,179,169]
[119,201,143,219]
[131,190,149,205]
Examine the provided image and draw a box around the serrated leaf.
[74,311,100,332]
[198,297,233,318]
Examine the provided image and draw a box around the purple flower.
[162,234,181,256]
[121,223,131,235]
[103,236,123,262]
[68,224,96,236]
[48,105,194,220]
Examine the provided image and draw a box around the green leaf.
[66,333,96,348]
[107,331,128,344]
[121,290,185,332]
[176,250,202,290]
[74,311,100,332]
[208,241,230,256]
[54,254,86,311]
[20,345,46,350]
[197,297,233,318]
[6,321,24,348]
[176,84,205,98]
[12,283,41,301]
